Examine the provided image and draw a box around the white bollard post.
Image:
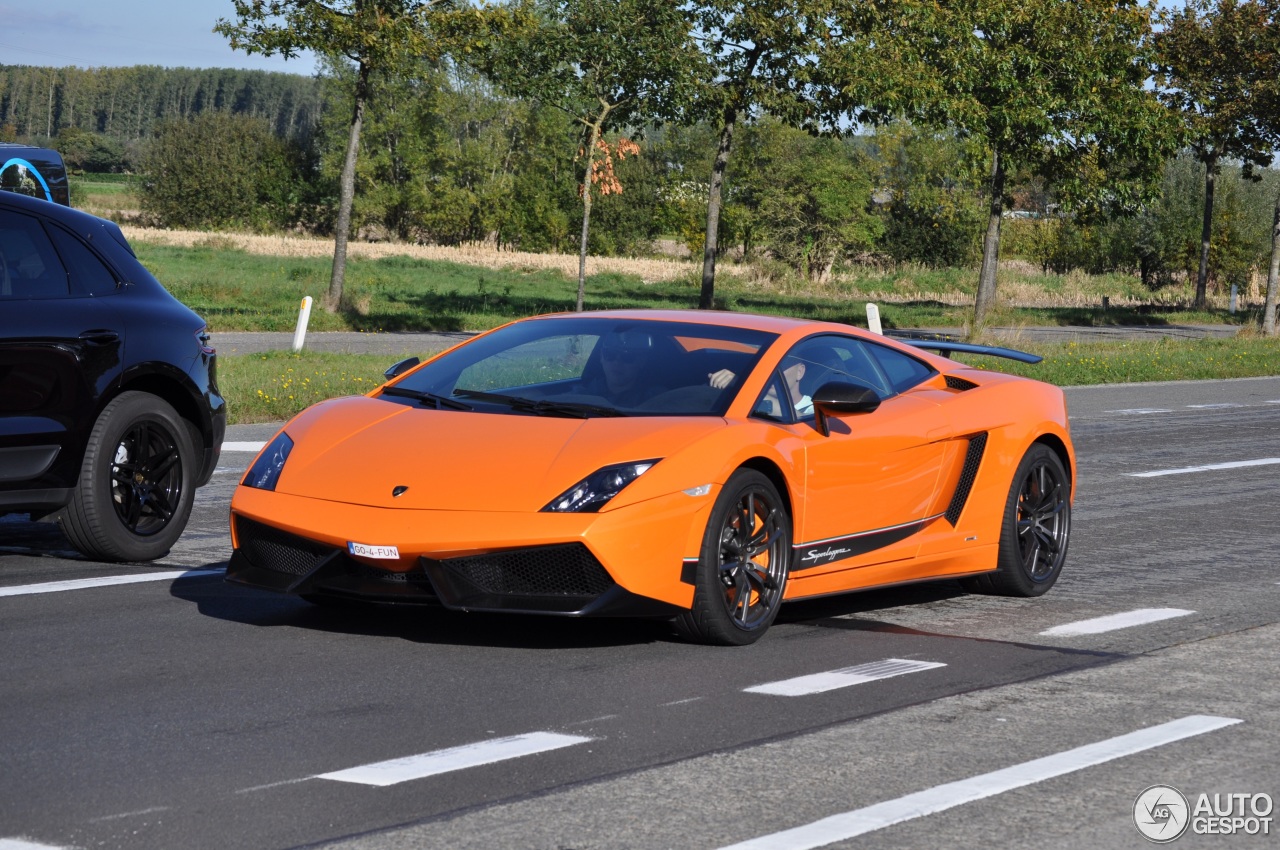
[865,302,883,335]
[292,296,313,352]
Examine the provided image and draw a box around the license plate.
[347,541,400,559]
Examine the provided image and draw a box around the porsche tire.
[675,470,790,646]
[963,443,1070,597]
[58,392,196,562]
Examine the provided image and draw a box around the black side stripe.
[945,432,988,526]
[791,519,934,571]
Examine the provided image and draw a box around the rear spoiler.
[888,332,1043,365]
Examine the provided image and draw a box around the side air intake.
[945,433,988,525]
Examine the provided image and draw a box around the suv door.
[0,207,123,503]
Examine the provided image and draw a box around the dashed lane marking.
[316,732,593,787]
[745,659,947,697]
[0,840,69,849]
[1106,408,1173,415]
[0,569,222,598]
[1039,608,1194,637]
[1186,403,1245,409]
[1127,457,1280,478]
[715,715,1242,850]
[222,441,266,452]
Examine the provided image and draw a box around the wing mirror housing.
[384,356,421,380]
[812,381,881,436]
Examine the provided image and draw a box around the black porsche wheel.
[964,443,1071,597]
[675,470,790,646]
[58,392,196,562]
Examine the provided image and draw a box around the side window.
[751,372,795,423]
[48,225,119,296]
[863,340,936,393]
[0,210,70,299]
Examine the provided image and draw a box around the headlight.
[243,432,294,491]
[542,459,660,513]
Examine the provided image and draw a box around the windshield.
[384,316,777,417]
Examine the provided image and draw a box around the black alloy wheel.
[964,443,1071,597]
[58,392,197,562]
[676,469,790,645]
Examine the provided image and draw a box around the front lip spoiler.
[224,548,683,618]
[420,555,682,618]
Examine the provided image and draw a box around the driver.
[590,328,658,406]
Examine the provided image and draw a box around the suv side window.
[48,225,119,296]
[0,210,70,299]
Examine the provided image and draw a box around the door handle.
[78,330,120,346]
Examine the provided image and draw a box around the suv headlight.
[243,432,293,491]
[542,460,660,513]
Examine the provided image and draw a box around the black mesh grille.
[235,516,337,576]
[945,432,988,525]
[945,375,979,391]
[441,543,614,597]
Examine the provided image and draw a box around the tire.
[962,443,1070,597]
[58,392,197,562]
[675,470,791,646]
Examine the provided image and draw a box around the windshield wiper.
[452,389,622,418]
[381,386,473,411]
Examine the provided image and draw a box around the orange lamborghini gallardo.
[228,310,1074,645]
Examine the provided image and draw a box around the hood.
[274,395,725,512]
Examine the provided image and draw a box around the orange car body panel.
[229,310,1075,615]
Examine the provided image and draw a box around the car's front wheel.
[675,470,790,646]
[963,443,1071,596]
[58,392,196,562]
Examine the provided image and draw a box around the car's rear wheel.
[963,443,1070,596]
[675,470,790,646]
[58,392,196,562]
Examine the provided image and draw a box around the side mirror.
[812,381,881,436]
[384,356,421,380]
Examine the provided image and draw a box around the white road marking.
[716,715,1242,850]
[89,807,170,822]
[0,569,222,598]
[0,840,69,850]
[1039,608,1194,637]
[1127,458,1280,478]
[235,777,313,795]
[745,659,947,697]
[1107,408,1172,415]
[222,441,267,452]
[1186,402,1244,409]
[661,697,704,707]
[316,732,592,787]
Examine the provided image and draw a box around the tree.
[839,0,1179,330]
[733,119,881,281]
[687,0,836,309]
[474,0,699,310]
[1157,0,1280,310]
[216,1,447,312]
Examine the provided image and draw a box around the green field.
[129,240,1256,335]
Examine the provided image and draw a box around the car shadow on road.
[169,563,677,650]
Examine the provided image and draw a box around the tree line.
[0,64,321,154]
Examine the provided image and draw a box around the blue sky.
[0,1,318,75]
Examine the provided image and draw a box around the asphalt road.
[2,376,1279,850]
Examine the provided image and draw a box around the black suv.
[0,191,225,561]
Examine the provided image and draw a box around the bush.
[139,113,308,231]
